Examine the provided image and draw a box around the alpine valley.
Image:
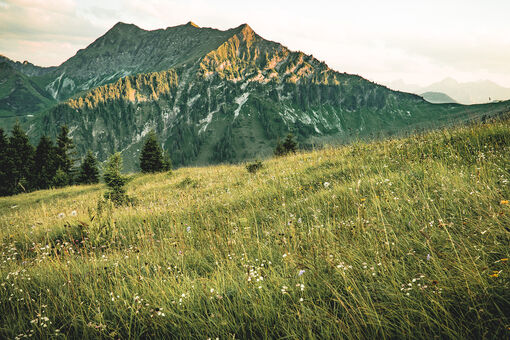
[1,22,509,170]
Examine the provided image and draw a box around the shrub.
[274,133,297,156]
[246,160,263,173]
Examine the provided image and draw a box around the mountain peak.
[237,23,254,33]
[234,23,256,42]
[109,21,141,33]
[186,21,200,28]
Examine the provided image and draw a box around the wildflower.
[298,269,306,276]
[489,271,500,278]
[58,213,65,219]
[501,200,509,205]
[426,254,431,261]
[186,226,191,233]
[70,210,77,216]
[360,198,366,202]
[323,182,330,188]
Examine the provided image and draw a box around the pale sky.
[1,0,510,87]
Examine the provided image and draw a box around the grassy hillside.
[1,115,509,338]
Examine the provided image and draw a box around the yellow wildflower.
[501,200,509,205]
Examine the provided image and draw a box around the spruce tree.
[140,130,165,173]
[0,128,11,196]
[7,122,34,194]
[78,150,99,184]
[54,125,75,186]
[30,136,56,190]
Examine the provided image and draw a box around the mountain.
[0,62,55,126]
[389,78,510,104]
[2,22,509,171]
[420,91,457,104]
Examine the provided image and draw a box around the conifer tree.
[0,128,11,196]
[140,130,165,173]
[30,136,56,190]
[103,152,129,205]
[54,125,75,186]
[78,150,100,184]
[7,122,34,194]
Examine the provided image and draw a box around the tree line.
[0,123,171,197]
[0,121,294,197]
[0,123,99,196]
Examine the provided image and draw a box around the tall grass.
[1,116,509,339]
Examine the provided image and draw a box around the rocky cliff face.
[2,22,509,171]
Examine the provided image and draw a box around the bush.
[246,160,263,173]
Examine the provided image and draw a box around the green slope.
[1,114,509,338]
[421,91,458,104]
[0,62,55,129]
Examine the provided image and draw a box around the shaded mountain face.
[2,22,509,171]
[421,92,457,104]
[0,62,55,124]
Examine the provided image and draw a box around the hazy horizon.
[1,0,510,88]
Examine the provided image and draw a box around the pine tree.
[0,128,11,196]
[30,136,56,190]
[140,130,165,173]
[78,150,100,184]
[54,125,75,186]
[7,122,34,194]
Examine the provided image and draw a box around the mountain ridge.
[389,78,510,104]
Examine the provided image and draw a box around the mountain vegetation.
[0,114,508,338]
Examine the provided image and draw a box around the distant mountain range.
[388,78,510,105]
[1,22,509,171]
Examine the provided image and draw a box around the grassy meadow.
[1,115,509,339]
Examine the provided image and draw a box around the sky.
[1,0,510,87]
